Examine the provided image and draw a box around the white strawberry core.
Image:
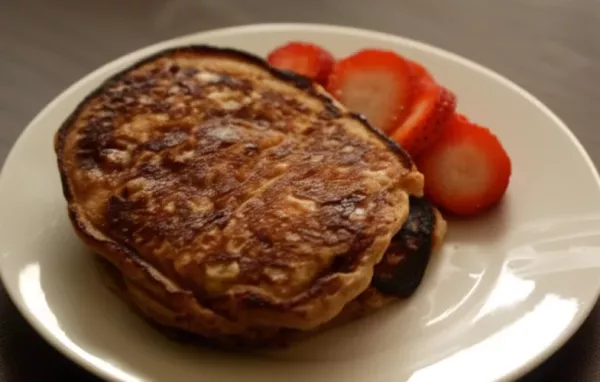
[438,144,489,195]
[340,71,397,129]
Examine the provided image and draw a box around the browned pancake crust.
[95,205,446,348]
[55,45,424,337]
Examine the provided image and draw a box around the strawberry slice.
[267,42,335,86]
[416,114,512,216]
[407,60,431,81]
[391,86,456,157]
[390,62,456,157]
[326,49,412,133]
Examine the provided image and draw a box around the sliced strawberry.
[267,42,335,86]
[326,49,412,133]
[407,60,432,82]
[390,59,456,157]
[391,84,456,157]
[416,114,512,216]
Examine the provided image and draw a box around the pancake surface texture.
[55,45,426,344]
[331,198,447,326]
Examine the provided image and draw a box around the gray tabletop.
[1,0,599,381]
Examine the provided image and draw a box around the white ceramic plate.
[1,23,600,382]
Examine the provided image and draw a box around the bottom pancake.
[95,197,446,348]
[374,196,440,297]
[95,256,284,348]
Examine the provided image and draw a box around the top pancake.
[55,45,424,331]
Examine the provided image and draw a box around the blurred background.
[0,0,599,381]
[1,0,599,165]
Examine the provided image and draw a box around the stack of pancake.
[54,46,446,347]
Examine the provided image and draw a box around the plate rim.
[1,22,599,382]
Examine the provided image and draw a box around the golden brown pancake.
[54,45,426,344]
[96,197,446,347]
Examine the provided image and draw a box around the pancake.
[54,45,426,344]
[96,197,446,347]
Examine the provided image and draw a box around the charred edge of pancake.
[68,206,167,285]
[372,197,434,298]
[54,44,415,201]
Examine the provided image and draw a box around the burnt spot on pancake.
[105,194,151,247]
[372,197,434,297]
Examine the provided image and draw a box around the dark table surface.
[1,0,599,381]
